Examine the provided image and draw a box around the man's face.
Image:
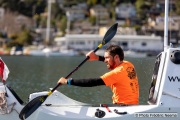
[104,52,116,70]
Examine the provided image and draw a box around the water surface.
[1,55,155,104]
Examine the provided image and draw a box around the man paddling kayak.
[58,44,139,105]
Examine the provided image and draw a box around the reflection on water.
[1,55,155,104]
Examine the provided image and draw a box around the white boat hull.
[0,84,179,120]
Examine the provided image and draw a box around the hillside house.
[65,3,87,22]
[90,5,109,25]
[116,3,136,19]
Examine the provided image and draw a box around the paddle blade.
[19,95,48,119]
[102,23,118,45]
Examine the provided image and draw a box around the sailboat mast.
[164,0,169,51]
[46,0,55,45]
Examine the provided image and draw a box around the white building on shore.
[54,34,163,56]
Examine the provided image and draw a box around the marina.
[8,34,163,57]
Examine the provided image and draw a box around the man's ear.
[114,54,119,60]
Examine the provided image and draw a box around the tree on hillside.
[0,0,46,17]
[0,0,19,11]
[175,0,180,15]
[135,0,153,23]
[58,16,67,36]
[87,0,97,7]
[17,28,32,46]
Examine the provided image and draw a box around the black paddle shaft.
[51,47,99,92]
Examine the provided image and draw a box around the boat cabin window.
[77,41,85,45]
[122,42,127,46]
[70,41,74,45]
[141,42,147,46]
[148,53,162,104]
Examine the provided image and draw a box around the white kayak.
[0,84,179,120]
